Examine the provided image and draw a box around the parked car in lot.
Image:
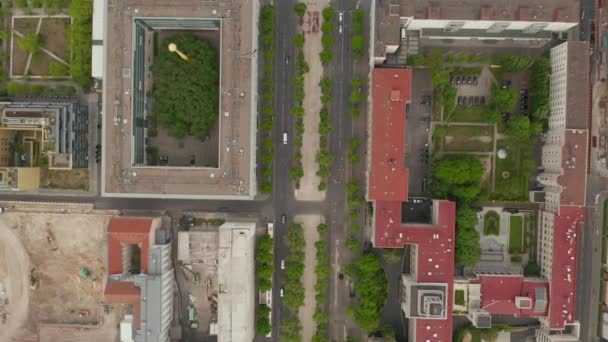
[472,76,478,85]
[458,96,463,105]
[480,96,485,105]
[501,80,512,89]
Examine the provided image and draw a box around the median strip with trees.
[258,5,276,194]
[281,222,306,341]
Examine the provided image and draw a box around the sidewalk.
[294,0,329,202]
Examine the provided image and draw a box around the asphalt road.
[267,0,299,338]
[575,0,604,340]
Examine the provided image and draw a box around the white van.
[283,132,288,145]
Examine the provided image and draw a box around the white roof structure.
[217,222,256,342]
[91,0,105,78]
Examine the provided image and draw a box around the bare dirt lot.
[39,17,70,60]
[40,168,89,191]
[0,211,114,341]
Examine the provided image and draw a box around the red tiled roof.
[368,68,411,202]
[370,68,454,342]
[473,275,549,317]
[548,206,584,329]
[108,217,155,234]
[374,200,456,342]
[108,217,156,274]
[558,130,588,206]
[104,281,142,329]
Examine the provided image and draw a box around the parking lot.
[406,69,433,197]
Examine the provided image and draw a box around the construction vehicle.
[29,267,39,290]
[80,268,94,281]
[188,305,198,329]
[46,230,58,251]
[182,265,200,285]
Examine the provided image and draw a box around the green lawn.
[447,105,488,123]
[483,210,500,236]
[509,216,524,253]
[492,138,533,201]
[455,289,465,305]
[442,125,494,152]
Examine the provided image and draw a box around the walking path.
[12,17,70,78]
[295,0,328,201]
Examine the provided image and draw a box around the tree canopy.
[490,86,517,112]
[455,205,481,266]
[431,154,484,203]
[256,304,271,336]
[293,3,307,17]
[18,32,43,54]
[347,253,387,333]
[256,235,274,291]
[153,34,219,139]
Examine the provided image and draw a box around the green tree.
[352,9,364,34]
[349,253,387,333]
[352,35,364,58]
[431,154,484,202]
[153,34,219,139]
[322,6,335,21]
[506,115,531,141]
[455,205,481,267]
[491,86,517,112]
[281,316,303,342]
[68,0,93,87]
[256,304,271,335]
[346,238,361,251]
[293,3,307,17]
[317,223,328,235]
[293,33,305,48]
[529,57,550,120]
[18,32,43,54]
[456,205,479,228]
[48,61,70,77]
[256,235,274,291]
[289,165,304,180]
[320,49,332,64]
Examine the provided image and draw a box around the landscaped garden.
[509,215,524,253]
[418,48,548,204]
[441,125,494,153]
[483,210,500,236]
[455,289,465,306]
[11,16,71,78]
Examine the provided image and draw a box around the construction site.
[0,205,118,342]
[176,217,256,341]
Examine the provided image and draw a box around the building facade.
[374,0,580,64]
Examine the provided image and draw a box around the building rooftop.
[217,222,256,342]
[102,0,257,199]
[368,68,411,202]
[375,200,456,342]
[374,0,402,58]
[472,275,549,317]
[564,41,590,130]
[107,217,160,275]
[398,0,579,23]
[558,130,588,206]
[108,216,156,234]
[548,206,584,329]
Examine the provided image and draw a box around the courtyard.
[474,207,535,271]
[11,16,71,78]
[425,49,544,202]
